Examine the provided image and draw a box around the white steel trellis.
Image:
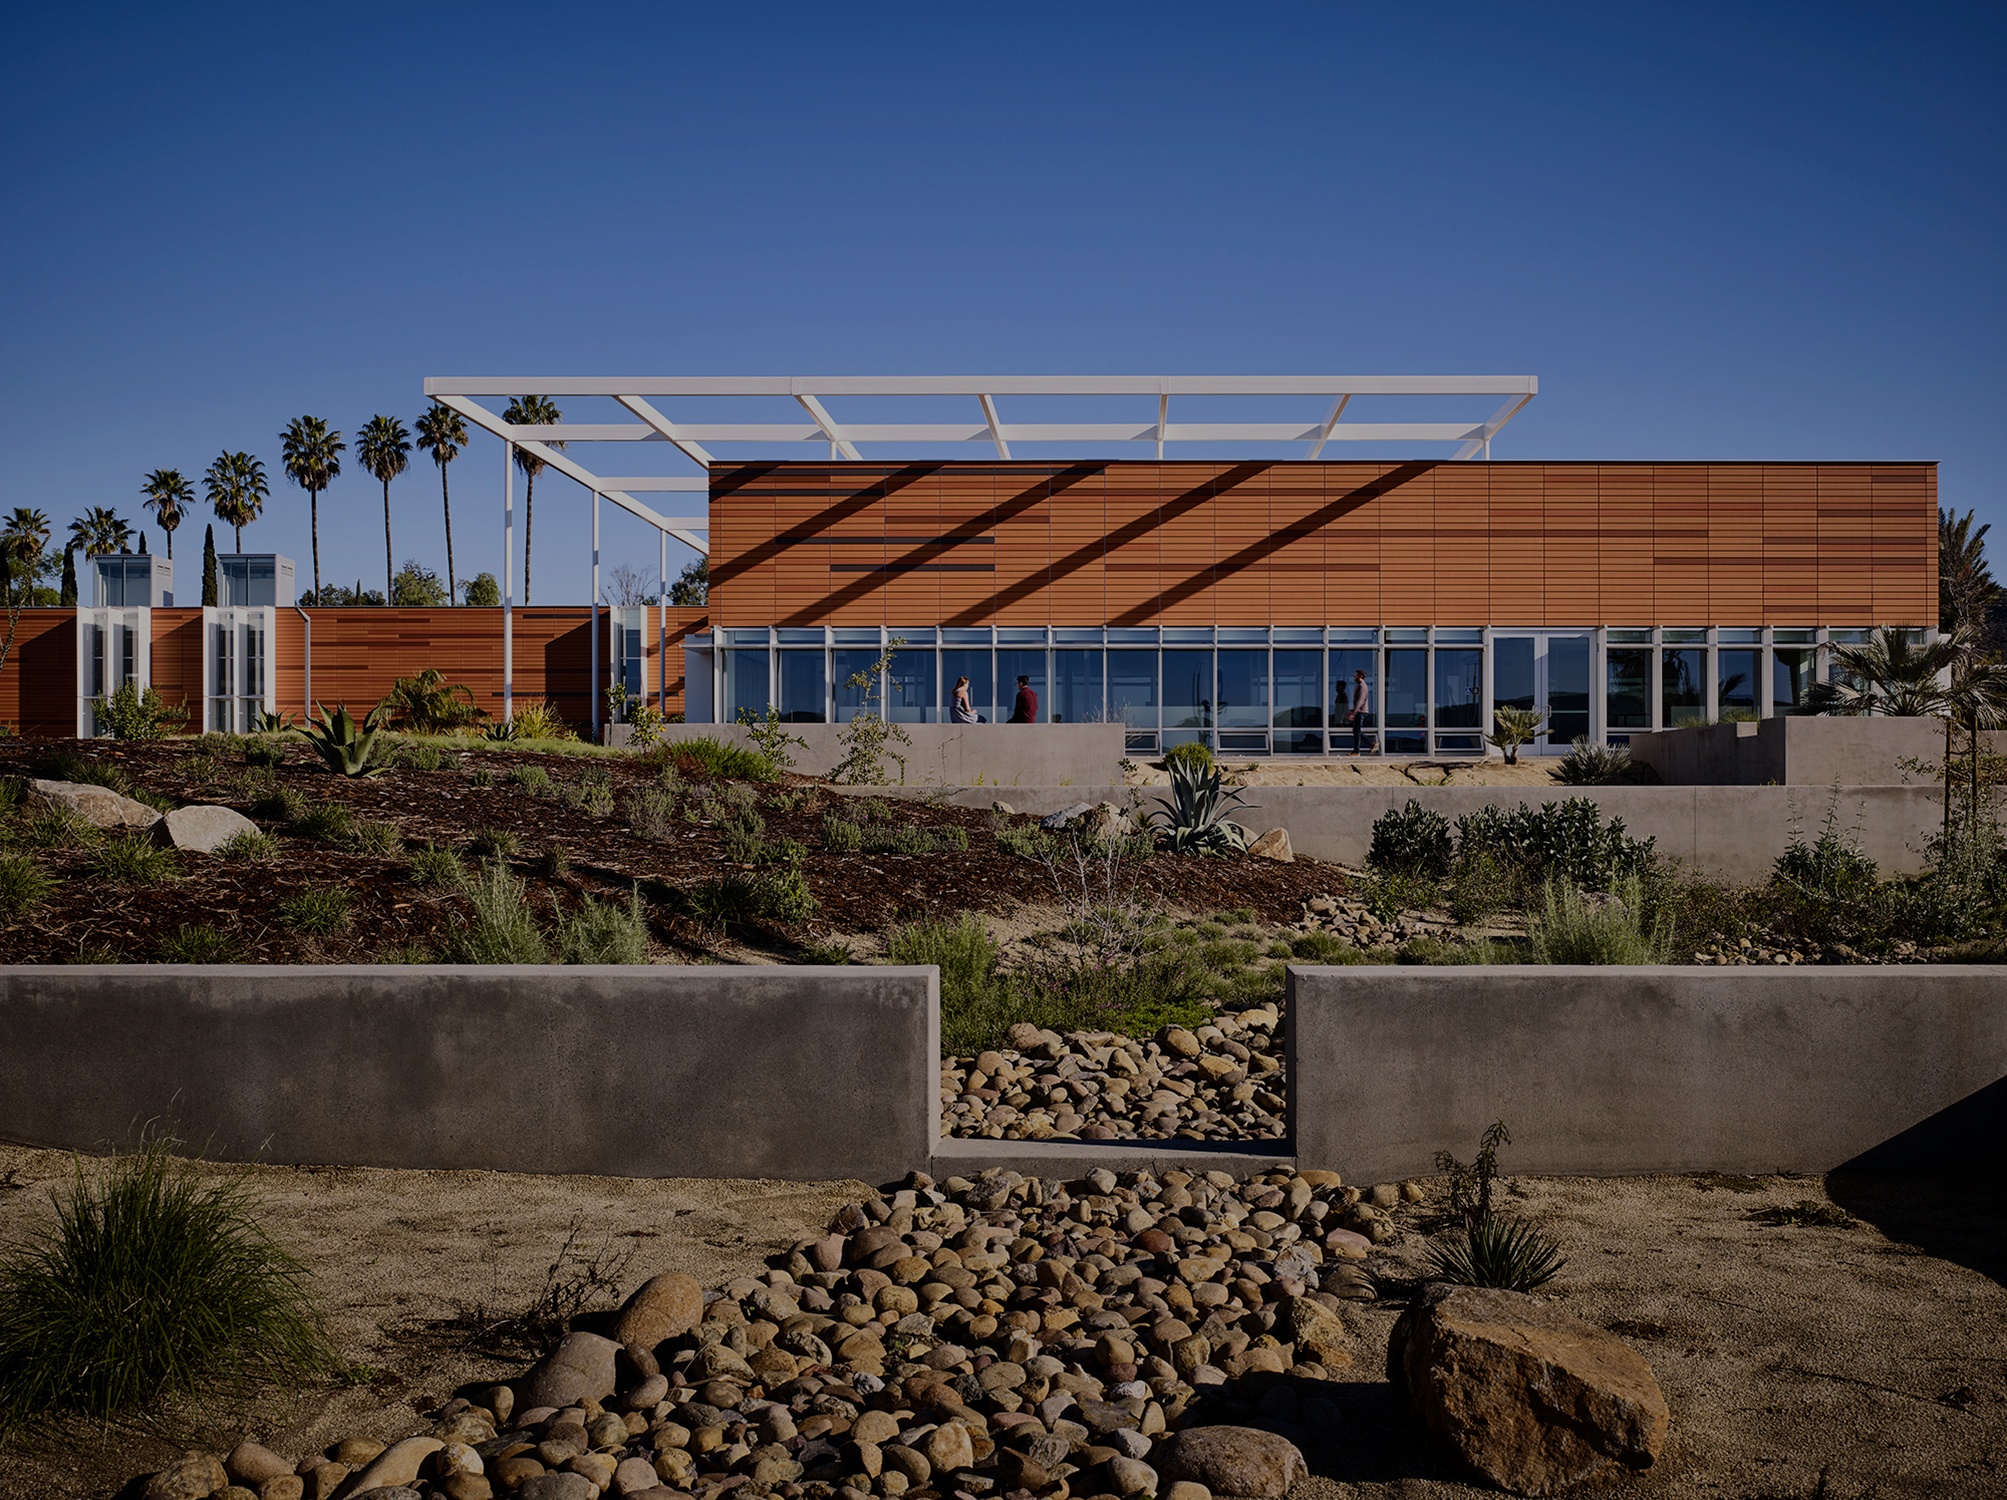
[421,375,1538,723]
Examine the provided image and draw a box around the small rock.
[439,1478,493,1500]
[226,1444,294,1486]
[1106,1456,1159,1496]
[1165,1483,1212,1500]
[1248,827,1293,862]
[144,1452,229,1500]
[157,802,261,853]
[345,1437,444,1493]
[518,1474,598,1500]
[1158,1426,1307,1500]
[1389,1284,1670,1496]
[521,1331,622,1409]
[610,1271,704,1350]
[26,778,160,830]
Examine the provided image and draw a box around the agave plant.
[1145,756,1254,855]
[1427,1212,1568,1292]
[482,719,519,742]
[299,704,389,778]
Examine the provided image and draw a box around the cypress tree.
[138,531,149,555]
[59,547,77,606]
[202,525,218,606]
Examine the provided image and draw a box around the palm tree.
[0,508,50,606]
[358,415,411,604]
[68,507,134,559]
[415,404,468,603]
[1811,628,1959,718]
[502,395,562,603]
[281,415,344,600]
[204,451,270,552]
[1940,507,2000,637]
[140,469,194,560]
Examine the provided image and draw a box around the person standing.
[1008,674,1038,723]
[1347,668,1372,755]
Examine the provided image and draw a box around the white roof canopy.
[422,374,1539,558]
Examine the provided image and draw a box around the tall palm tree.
[204,451,270,552]
[1940,507,2000,637]
[502,395,562,603]
[358,415,411,603]
[0,508,50,605]
[1812,628,1957,718]
[140,469,194,560]
[281,415,344,601]
[415,404,468,603]
[68,506,134,559]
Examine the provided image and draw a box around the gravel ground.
[0,1145,2000,1500]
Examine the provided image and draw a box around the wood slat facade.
[708,461,1938,628]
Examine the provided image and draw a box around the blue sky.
[2,2,2002,604]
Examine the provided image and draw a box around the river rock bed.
[940,1011,1288,1142]
[139,1164,1423,1500]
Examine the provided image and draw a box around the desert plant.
[718,806,769,864]
[657,737,778,782]
[1556,737,1634,786]
[440,860,549,963]
[157,924,240,962]
[735,705,807,774]
[467,826,520,859]
[85,837,177,885]
[414,404,468,601]
[0,855,53,914]
[356,413,410,601]
[214,829,279,861]
[623,788,678,840]
[508,701,576,741]
[249,787,306,823]
[553,777,614,817]
[342,819,402,856]
[679,867,817,931]
[507,764,554,795]
[299,703,389,778]
[886,914,1015,1054]
[554,886,649,964]
[1527,875,1668,964]
[481,720,517,743]
[22,808,94,851]
[294,802,354,842]
[1427,1212,1568,1292]
[91,680,187,741]
[1773,804,1879,898]
[822,813,863,851]
[1146,757,1253,855]
[243,738,287,769]
[833,641,911,785]
[0,1142,335,1430]
[1486,705,1545,765]
[379,668,478,734]
[395,742,444,771]
[1452,799,1656,893]
[407,843,464,887]
[278,887,353,935]
[1289,930,1371,963]
[1368,798,1452,877]
[253,709,294,733]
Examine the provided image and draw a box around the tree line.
[1,396,707,608]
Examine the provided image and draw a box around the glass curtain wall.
[996,648,1046,723]
[1384,649,1427,755]
[1052,650,1103,724]
[1432,649,1484,751]
[886,647,936,723]
[1162,649,1213,746]
[942,648,993,724]
[778,652,826,721]
[1109,653,1158,750]
[1216,650,1267,751]
[1272,650,1323,754]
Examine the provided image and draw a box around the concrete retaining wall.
[926,783,1942,882]
[1627,715,1946,786]
[0,965,938,1182]
[641,723,1124,788]
[1289,965,2007,1181]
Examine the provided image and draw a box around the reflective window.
[1773,649,1814,715]
[1109,652,1157,728]
[1719,650,1758,718]
[1493,639,1535,714]
[942,648,993,723]
[1216,650,1268,728]
[1330,650,1375,752]
[997,648,1046,722]
[1053,649,1103,724]
[1662,649,1706,728]
[777,651,826,722]
[1385,648,1427,755]
[1434,649,1484,730]
[726,649,770,721]
[833,648,880,719]
[1547,637,1590,742]
[1162,650,1214,736]
[886,646,935,724]
[1272,649,1323,754]
[1608,650,1651,729]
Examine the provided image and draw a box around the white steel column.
[590,490,601,740]
[658,530,669,712]
[503,443,515,723]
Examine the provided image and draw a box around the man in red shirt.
[1008,674,1038,723]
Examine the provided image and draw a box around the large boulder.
[157,803,260,853]
[609,1270,704,1351]
[27,778,159,830]
[518,1331,621,1409]
[1248,827,1294,862]
[1156,1426,1307,1499]
[1388,1284,1669,1496]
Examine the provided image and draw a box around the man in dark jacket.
[1008,674,1038,723]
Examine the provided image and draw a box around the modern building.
[3,376,1938,753]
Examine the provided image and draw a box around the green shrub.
[1428,1213,1567,1292]
[1368,799,1453,877]
[1527,876,1668,964]
[536,844,571,879]
[342,819,401,855]
[1556,737,1634,786]
[719,807,768,863]
[157,924,240,962]
[734,705,808,774]
[1453,799,1657,893]
[508,764,553,795]
[828,817,969,855]
[1289,930,1369,963]
[214,830,279,861]
[378,668,479,734]
[994,822,1055,860]
[91,680,187,740]
[243,739,287,770]
[278,887,352,935]
[374,942,433,964]
[32,751,129,794]
[407,843,465,887]
[887,915,1008,1054]
[623,788,678,840]
[22,808,96,850]
[1163,740,1214,776]
[0,855,53,914]
[554,887,649,964]
[822,814,863,852]
[656,738,778,782]
[680,867,817,931]
[440,861,549,962]
[554,775,613,817]
[1773,815,1879,898]
[294,803,353,842]
[0,1143,334,1430]
[507,701,575,742]
[467,826,520,859]
[249,788,306,823]
[468,766,495,787]
[396,743,445,771]
[1404,935,1523,965]
[85,838,177,885]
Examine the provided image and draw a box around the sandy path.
[0,1147,2000,1498]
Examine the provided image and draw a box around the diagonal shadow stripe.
[711,464,943,595]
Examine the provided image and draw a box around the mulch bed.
[0,738,1347,965]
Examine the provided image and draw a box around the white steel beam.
[1305,394,1353,460]
[795,393,861,460]
[1451,393,1538,461]
[1155,394,1168,461]
[427,374,1540,398]
[615,395,716,466]
[978,394,1010,459]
